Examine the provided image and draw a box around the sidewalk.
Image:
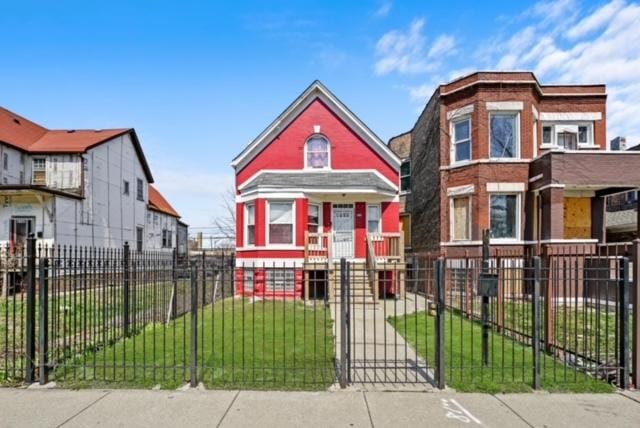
[1,387,639,428]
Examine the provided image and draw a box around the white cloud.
[374,18,457,77]
[374,1,393,18]
[375,1,640,145]
[428,35,457,59]
[374,18,431,75]
[566,0,625,40]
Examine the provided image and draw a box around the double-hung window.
[400,160,411,192]
[490,113,519,158]
[136,178,144,201]
[245,203,255,246]
[308,204,320,233]
[268,201,294,245]
[452,117,471,163]
[367,205,381,234]
[490,194,519,240]
[32,158,46,185]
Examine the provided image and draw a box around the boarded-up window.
[452,197,470,241]
[564,197,591,239]
[400,214,411,247]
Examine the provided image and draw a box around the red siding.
[237,250,304,259]
[236,202,244,247]
[296,198,308,247]
[381,202,400,233]
[323,202,332,232]
[256,199,266,246]
[236,99,398,186]
[355,202,366,258]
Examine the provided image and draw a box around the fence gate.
[337,258,442,388]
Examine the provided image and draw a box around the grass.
[389,309,615,393]
[55,298,336,390]
[1,279,192,384]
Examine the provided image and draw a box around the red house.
[232,81,404,301]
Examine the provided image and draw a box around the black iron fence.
[0,237,635,391]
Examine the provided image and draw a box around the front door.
[332,204,354,259]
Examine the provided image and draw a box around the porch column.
[540,186,565,240]
[591,196,606,243]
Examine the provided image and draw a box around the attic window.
[305,136,330,169]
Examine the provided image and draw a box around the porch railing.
[366,232,404,263]
[304,232,331,263]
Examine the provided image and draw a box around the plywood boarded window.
[452,197,470,241]
[400,214,411,247]
[563,197,591,239]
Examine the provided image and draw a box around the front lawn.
[389,310,614,393]
[55,298,335,390]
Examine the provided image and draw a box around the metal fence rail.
[0,236,635,391]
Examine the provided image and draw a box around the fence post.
[339,257,348,388]
[171,248,178,320]
[481,229,491,367]
[435,258,445,389]
[123,242,131,337]
[190,261,198,388]
[619,257,630,389]
[38,256,49,385]
[532,256,541,390]
[25,234,36,384]
[632,239,640,389]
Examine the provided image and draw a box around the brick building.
[390,71,640,256]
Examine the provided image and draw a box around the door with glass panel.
[332,204,354,259]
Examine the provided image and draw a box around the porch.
[303,231,405,304]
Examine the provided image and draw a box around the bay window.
[245,203,255,246]
[268,201,294,245]
[490,194,519,240]
[490,112,519,158]
[452,117,471,163]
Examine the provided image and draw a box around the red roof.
[0,106,153,181]
[148,185,180,218]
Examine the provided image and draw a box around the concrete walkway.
[1,388,639,427]
[331,292,434,389]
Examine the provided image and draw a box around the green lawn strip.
[1,280,187,383]
[55,298,336,390]
[389,310,614,393]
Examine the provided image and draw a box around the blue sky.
[2,0,639,232]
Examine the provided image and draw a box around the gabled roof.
[231,80,400,171]
[148,185,181,218]
[0,106,154,182]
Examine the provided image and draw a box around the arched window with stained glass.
[305,136,330,169]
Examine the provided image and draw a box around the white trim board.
[231,81,401,171]
[539,112,602,121]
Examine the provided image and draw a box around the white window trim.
[303,134,331,170]
[366,203,382,235]
[400,159,411,194]
[489,111,520,160]
[244,203,256,247]
[308,202,323,234]
[450,115,472,165]
[450,196,472,242]
[489,193,522,243]
[266,200,296,247]
[541,122,596,149]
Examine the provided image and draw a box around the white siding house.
[0,106,183,252]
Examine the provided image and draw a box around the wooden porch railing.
[366,233,404,263]
[304,231,331,263]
